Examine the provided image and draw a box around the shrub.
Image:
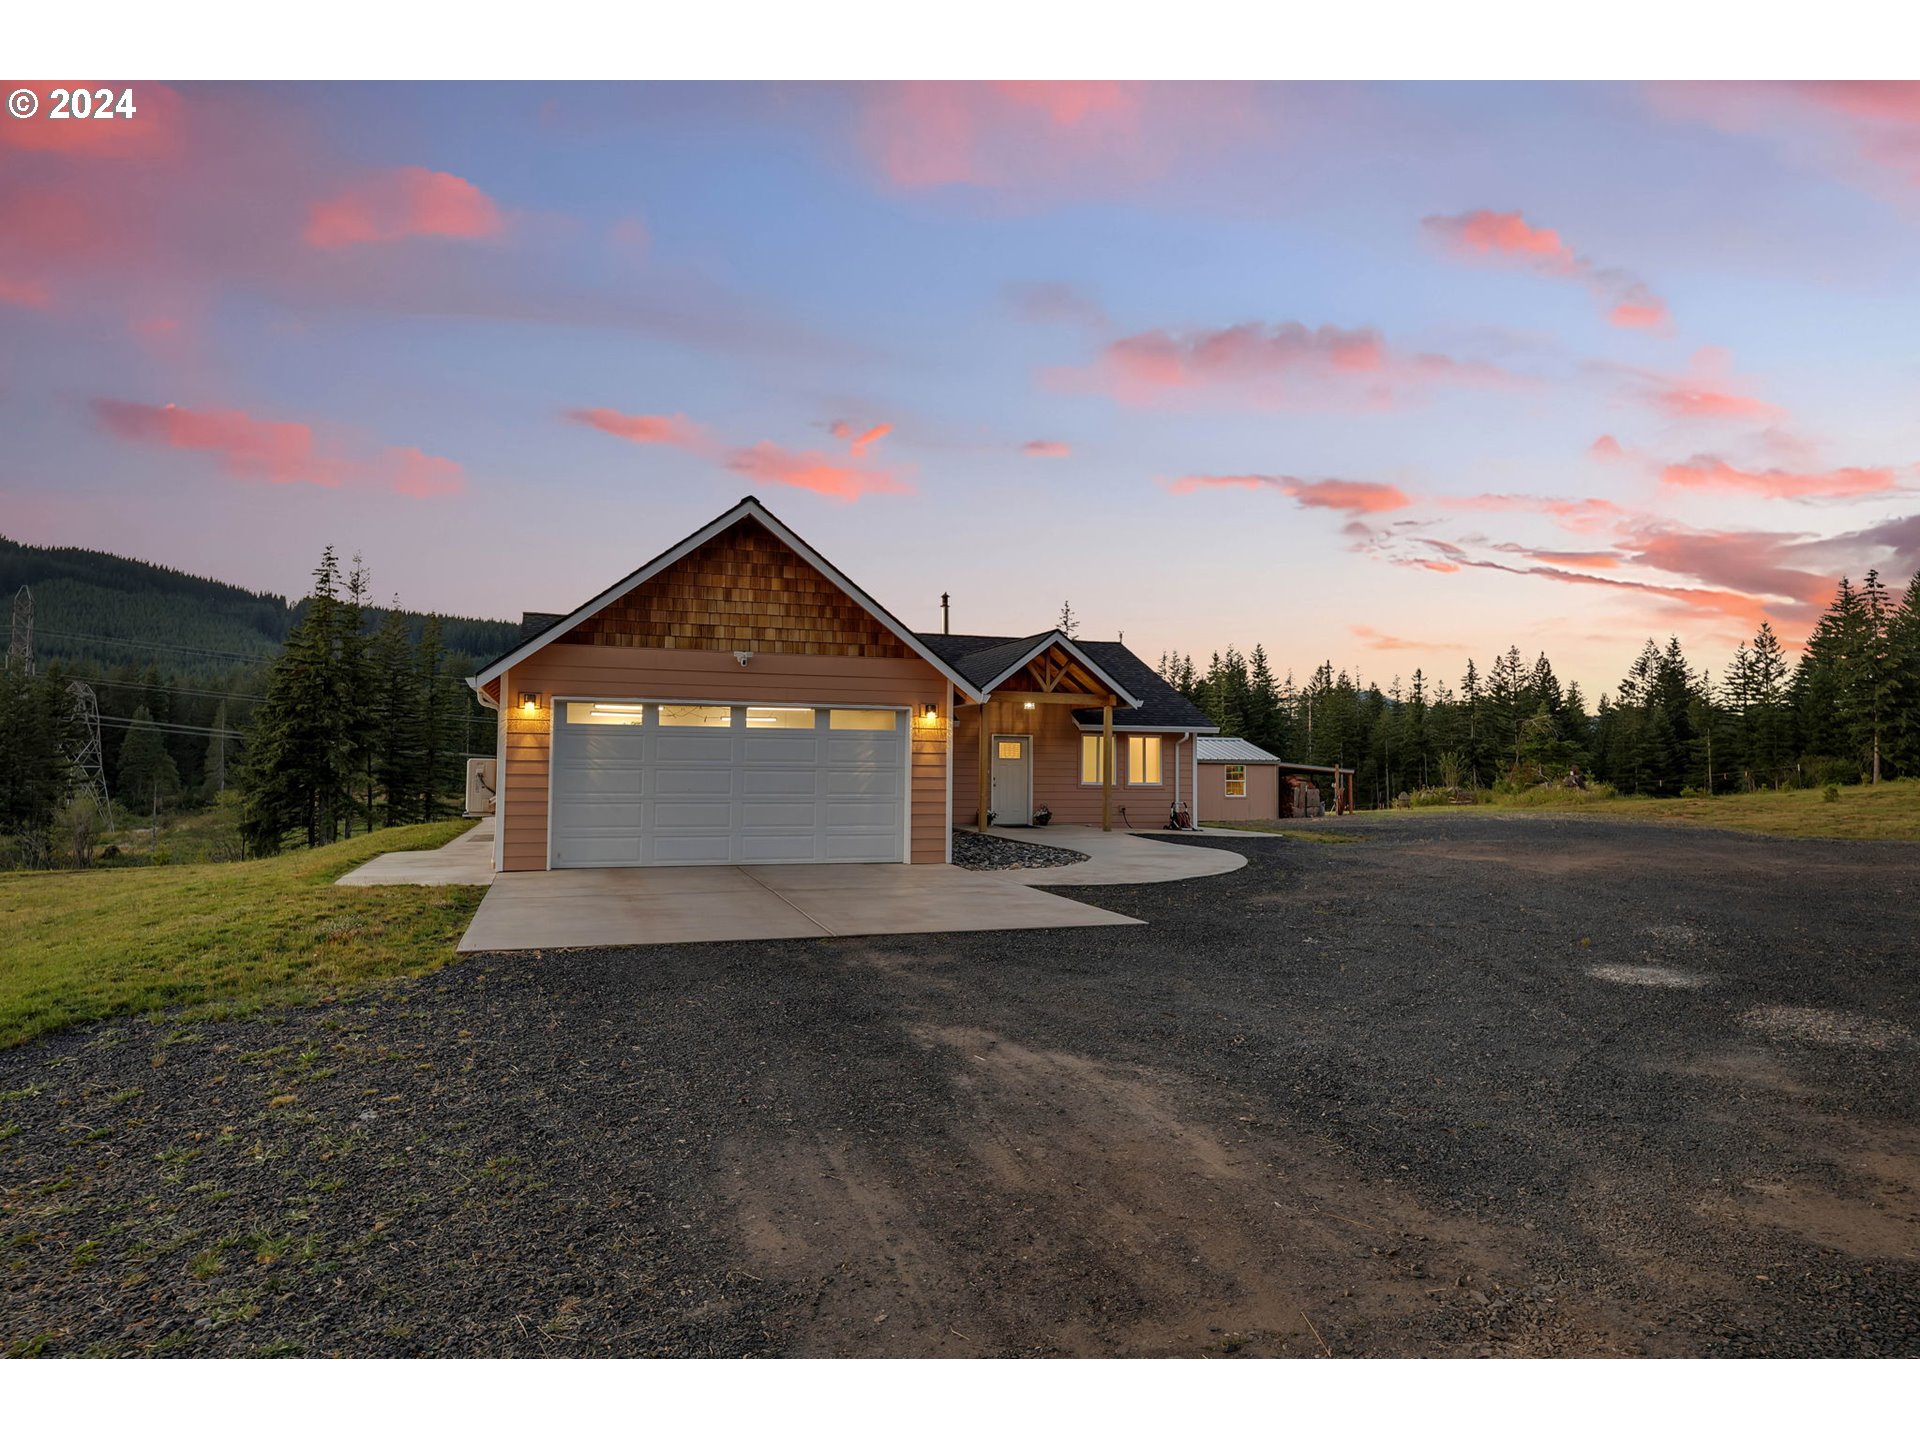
[1822,785,1840,804]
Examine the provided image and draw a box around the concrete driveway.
[457,861,1141,953]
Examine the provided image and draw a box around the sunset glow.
[4,79,1917,696]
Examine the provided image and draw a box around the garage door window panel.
[659,704,735,728]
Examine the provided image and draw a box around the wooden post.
[977,701,991,832]
[1101,703,1114,832]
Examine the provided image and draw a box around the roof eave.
[976,630,1145,709]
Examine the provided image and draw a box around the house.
[1196,736,1358,820]
[467,496,1217,872]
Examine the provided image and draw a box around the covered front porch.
[950,634,1195,834]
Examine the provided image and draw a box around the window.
[997,740,1024,760]
[1127,735,1162,786]
[657,704,733,729]
[1224,764,1247,798]
[829,708,897,731]
[1080,734,1112,784]
[745,706,815,729]
[566,702,647,726]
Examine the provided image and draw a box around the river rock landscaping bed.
[949,830,1088,871]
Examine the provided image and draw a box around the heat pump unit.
[465,758,497,817]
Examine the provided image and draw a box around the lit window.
[830,709,897,731]
[745,706,815,729]
[657,704,733,729]
[1225,764,1247,798]
[1080,735,1112,784]
[997,741,1023,760]
[566,702,647,726]
[1127,735,1162,786]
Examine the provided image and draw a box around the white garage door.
[550,700,907,867]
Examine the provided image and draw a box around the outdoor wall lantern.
[519,690,539,714]
[1022,700,1036,710]
[920,702,937,724]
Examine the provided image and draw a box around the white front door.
[989,734,1032,825]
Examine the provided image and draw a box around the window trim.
[1126,734,1162,787]
[1079,734,1114,786]
[1224,763,1247,798]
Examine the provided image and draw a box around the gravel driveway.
[4,813,1917,1357]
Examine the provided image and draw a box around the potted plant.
[1033,804,1052,827]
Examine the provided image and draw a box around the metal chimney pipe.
[940,592,950,634]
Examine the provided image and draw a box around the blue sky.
[3,80,1918,693]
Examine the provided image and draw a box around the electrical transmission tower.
[7,585,31,674]
[67,681,112,821]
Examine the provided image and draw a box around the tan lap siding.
[501,649,949,870]
[953,701,1186,828]
[1198,762,1279,822]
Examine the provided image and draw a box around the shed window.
[1127,735,1162,786]
[1079,735,1112,784]
[1224,764,1247,798]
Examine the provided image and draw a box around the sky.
[3,79,1919,698]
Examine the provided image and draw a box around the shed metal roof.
[1196,736,1284,764]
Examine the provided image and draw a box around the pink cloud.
[1590,434,1627,461]
[1439,493,1630,536]
[1660,456,1899,501]
[92,398,462,497]
[725,442,910,502]
[1022,440,1071,458]
[1423,209,1575,268]
[1650,82,1920,191]
[1166,473,1411,514]
[0,273,53,308]
[1057,320,1514,410]
[1423,208,1672,331]
[852,82,1257,196]
[609,217,650,251]
[829,420,892,456]
[1622,347,1784,423]
[1350,624,1432,651]
[304,166,505,249]
[565,408,714,453]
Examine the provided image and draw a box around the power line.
[98,714,247,740]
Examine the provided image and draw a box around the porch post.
[1101,703,1114,832]
[977,700,991,833]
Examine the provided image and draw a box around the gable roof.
[916,629,1143,709]
[470,497,987,700]
[1197,736,1282,764]
[916,632,1216,732]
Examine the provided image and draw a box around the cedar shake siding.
[1198,761,1279,822]
[555,519,911,658]
[952,699,1189,830]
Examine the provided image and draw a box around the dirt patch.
[1741,1006,1916,1051]
[1589,964,1711,990]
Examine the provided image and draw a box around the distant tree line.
[1160,570,1920,807]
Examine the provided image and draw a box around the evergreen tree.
[370,604,424,826]
[1055,600,1080,639]
[240,546,353,853]
[116,704,181,811]
[416,616,465,821]
[1888,574,1920,776]
[0,665,77,859]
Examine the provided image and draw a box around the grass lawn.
[1346,778,1920,841]
[0,821,484,1050]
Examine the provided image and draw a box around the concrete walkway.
[456,862,1141,953]
[984,824,1247,886]
[336,818,496,887]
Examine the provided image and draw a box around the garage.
[549,699,908,867]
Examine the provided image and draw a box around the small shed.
[1196,736,1283,821]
